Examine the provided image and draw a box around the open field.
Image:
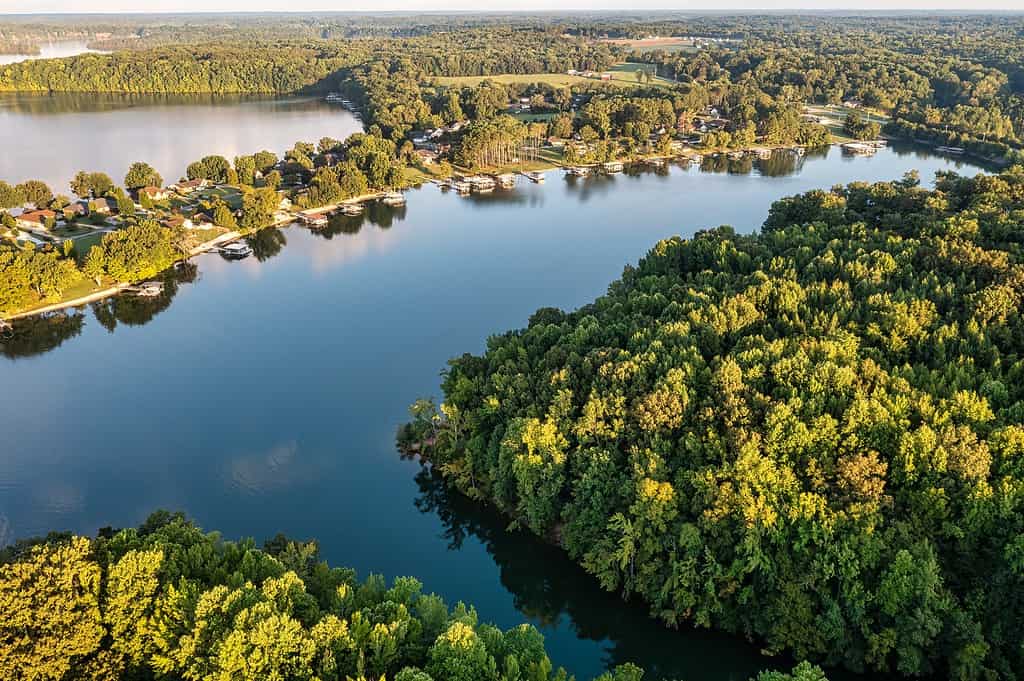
[433,62,678,90]
[435,73,609,88]
[599,36,700,54]
[804,104,891,143]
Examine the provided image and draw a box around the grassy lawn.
[454,146,566,175]
[607,62,678,88]
[804,104,891,142]
[435,73,600,88]
[188,227,227,245]
[70,232,105,260]
[197,186,243,210]
[511,112,560,123]
[433,63,678,90]
[599,37,701,54]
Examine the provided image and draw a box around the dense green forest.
[0,511,827,681]
[404,167,1024,680]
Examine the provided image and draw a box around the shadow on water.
[248,227,288,262]
[314,202,408,239]
[0,311,85,359]
[92,262,197,332]
[412,464,899,681]
[0,92,333,116]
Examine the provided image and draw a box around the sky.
[2,1,1023,12]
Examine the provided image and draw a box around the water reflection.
[0,41,106,66]
[224,441,308,496]
[413,465,888,681]
[314,202,407,239]
[413,466,782,681]
[0,311,85,358]
[248,227,288,262]
[92,262,197,331]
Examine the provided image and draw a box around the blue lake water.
[0,143,986,681]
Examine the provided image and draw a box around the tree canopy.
[0,512,823,681]
[413,167,1024,680]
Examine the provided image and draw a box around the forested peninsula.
[404,167,1024,680]
[0,512,826,681]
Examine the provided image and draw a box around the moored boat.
[220,242,253,259]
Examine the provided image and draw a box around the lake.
[0,40,106,66]
[0,145,985,681]
[0,93,363,191]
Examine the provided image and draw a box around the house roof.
[162,215,187,228]
[19,209,56,224]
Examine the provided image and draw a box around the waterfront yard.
[805,104,890,142]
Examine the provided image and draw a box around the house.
[278,196,293,210]
[599,73,612,81]
[191,212,215,229]
[414,149,439,165]
[170,178,209,194]
[16,209,56,230]
[62,202,88,220]
[138,186,170,201]
[89,198,116,215]
[161,215,194,230]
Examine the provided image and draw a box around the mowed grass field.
[804,104,891,142]
[599,37,701,54]
[433,62,678,90]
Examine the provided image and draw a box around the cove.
[0,145,986,681]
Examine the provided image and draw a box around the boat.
[602,161,624,173]
[340,203,364,216]
[300,212,329,227]
[936,145,965,155]
[0,318,14,339]
[566,166,590,177]
[523,171,546,183]
[727,151,745,160]
[688,154,703,164]
[220,242,253,259]
[841,142,877,155]
[465,176,496,192]
[451,181,472,194]
[325,92,344,103]
[124,281,165,297]
[493,173,516,189]
[381,191,406,206]
[648,158,667,167]
[791,146,806,156]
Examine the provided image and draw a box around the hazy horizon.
[3,2,1023,14]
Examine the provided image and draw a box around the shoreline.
[1,189,402,322]
[0,137,978,323]
[3,229,245,322]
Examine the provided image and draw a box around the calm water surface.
[0,93,362,191]
[0,145,985,681]
[0,40,106,66]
